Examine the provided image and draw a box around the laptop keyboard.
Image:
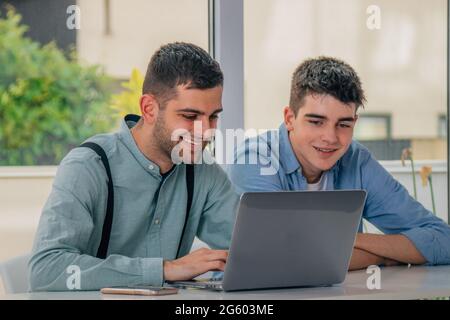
[165,271,225,290]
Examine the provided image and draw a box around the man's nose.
[321,125,338,144]
[193,119,211,140]
[201,117,211,133]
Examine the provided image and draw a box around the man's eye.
[308,120,322,126]
[338,123,352,128]
[210,115,219,120]
[182,114,197,121]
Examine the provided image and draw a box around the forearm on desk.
[354,233,426,265]
[348,248,401,271]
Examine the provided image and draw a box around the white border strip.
[0,166,57,178]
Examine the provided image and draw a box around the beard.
[152,112,178,162]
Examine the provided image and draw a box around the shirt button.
[154,219,160,225]
[148,164,154,170]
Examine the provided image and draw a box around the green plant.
[0,8,115,165]
[110,68,143,119]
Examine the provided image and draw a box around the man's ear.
[139,94,159,124]
[284,106,296,131]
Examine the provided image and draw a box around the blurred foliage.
[0,8,116,165]
[110,68,143,119]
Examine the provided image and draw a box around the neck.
[304,171,322,184]
[130,125,173,174]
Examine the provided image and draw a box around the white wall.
[0,167,56,262]
[365,160,448,234]
[0,167,56,294]
[76,0,209,78]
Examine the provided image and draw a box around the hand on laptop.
[163,248,228,281]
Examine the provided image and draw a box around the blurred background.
[0,0,448,292]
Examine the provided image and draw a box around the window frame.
[439,114,448,138]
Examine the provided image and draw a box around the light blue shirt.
[29,115,239,291]
[228,123,450,265]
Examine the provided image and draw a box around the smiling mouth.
[181,136,202,146]
[313,146,338,153]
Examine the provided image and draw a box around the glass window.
[244,0,447,161]
[0,0,209,166]
[77,0,208,79]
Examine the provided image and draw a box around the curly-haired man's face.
[284,94,358,183]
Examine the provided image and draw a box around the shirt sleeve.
[195,163,239,250]
[29,149,164,291]
[361,152,450,265]
[227,139,284,195]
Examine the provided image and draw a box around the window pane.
[0,0,208,165]
[77,0,209,78]
[354,116,390,140]
[244,0,447,161]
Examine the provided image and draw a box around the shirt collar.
[118,114,162,178]
[278,123,301,174]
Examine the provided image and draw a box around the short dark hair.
[289,56,366,115]
[142,42,223,106]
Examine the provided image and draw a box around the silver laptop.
[167,190,367,292]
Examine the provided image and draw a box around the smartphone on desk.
[101,285,178,296]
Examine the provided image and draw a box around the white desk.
[1,265,450,300]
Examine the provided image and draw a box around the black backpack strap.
[79,142,114,259]
[176,164,195,258]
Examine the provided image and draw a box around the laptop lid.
[221,190,367,291]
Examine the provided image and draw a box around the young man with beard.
[228,57,450,269]
[29,42,239,291]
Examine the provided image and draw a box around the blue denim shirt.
[228,123,450,265]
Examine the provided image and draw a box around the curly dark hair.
[142,42,223,107]
[289,56,366,115]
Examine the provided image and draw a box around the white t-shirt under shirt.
[306,172,328,191]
